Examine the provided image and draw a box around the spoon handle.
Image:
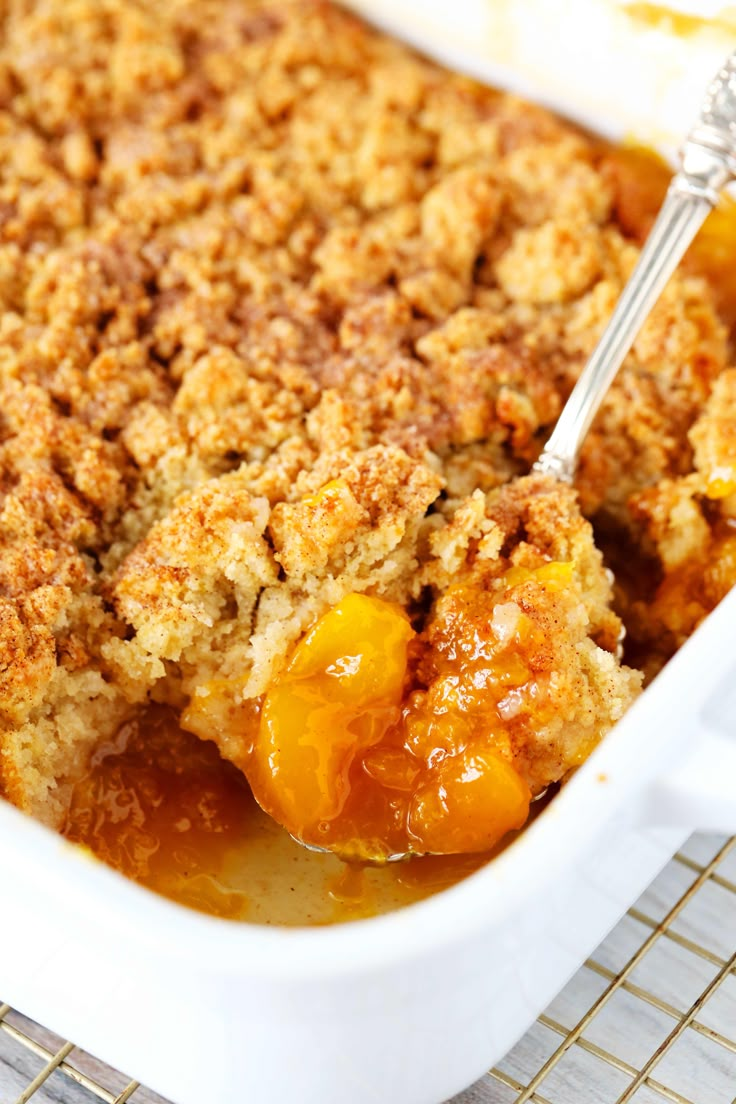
[535,54,736,484]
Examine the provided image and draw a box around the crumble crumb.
[0,0,730,828]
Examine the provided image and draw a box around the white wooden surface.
[2,834,735,1104]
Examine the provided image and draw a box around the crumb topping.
[0,0,731,831]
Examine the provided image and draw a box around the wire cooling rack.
[1,834,735,1104]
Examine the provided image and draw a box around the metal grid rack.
[1,834,735,1104]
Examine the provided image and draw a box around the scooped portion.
[246,475,641,861]
[250,591,532,861]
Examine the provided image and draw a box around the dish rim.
[2,587,733,978]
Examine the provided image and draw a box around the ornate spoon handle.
[535,54,736,484]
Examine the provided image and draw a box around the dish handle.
[646,733,736,832]
[641,593,736,833]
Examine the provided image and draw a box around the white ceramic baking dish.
[2,8,736,1103]
[1,589,734,1104]
[346,0,736,160]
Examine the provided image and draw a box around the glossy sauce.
[62,705,493,925]
[623,4,736,38]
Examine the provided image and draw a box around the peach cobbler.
[0,0,734,914]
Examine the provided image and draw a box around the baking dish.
[1,588,734,1104]
[2,8,736,1103]
[345,0,736,159]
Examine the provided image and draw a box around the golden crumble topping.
[0,0,732,845]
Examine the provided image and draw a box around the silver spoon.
[535,52,736,483]
[294,54,736,863]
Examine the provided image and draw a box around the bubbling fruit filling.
[250,591,531,861]
[204,476,643,862]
